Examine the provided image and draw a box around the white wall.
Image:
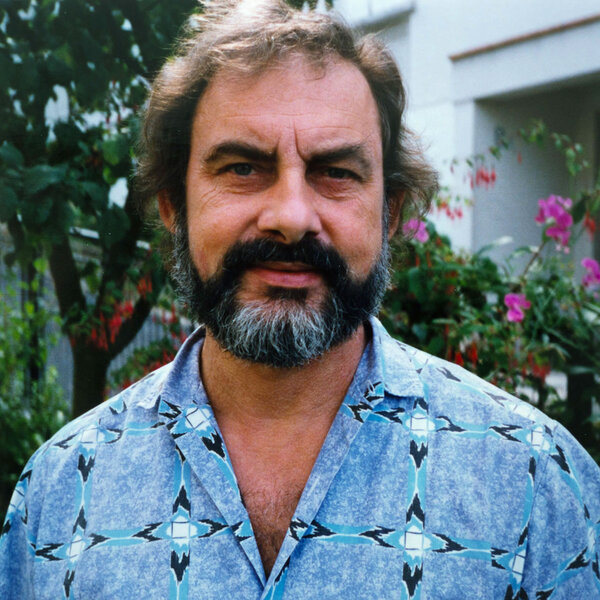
[335,0,600,253]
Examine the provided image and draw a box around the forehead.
[190,55,382,160]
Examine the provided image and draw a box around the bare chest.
[238,460,310,577]
[239,477,305,576]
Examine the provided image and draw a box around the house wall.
[335,0,600,254]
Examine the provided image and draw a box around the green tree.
[0,0,197,416]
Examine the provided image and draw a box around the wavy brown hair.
[136,0,438,234]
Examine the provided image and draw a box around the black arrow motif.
[438,367,461,382]
[72,507,86,533]
[132,522,161,543]
[402,563,423,597]
[171,550,190,583]
[433,533,466,554]
[550,445,570,474]
[406,493,425,524]
[64,570,75,597]
[35,543,63,561]
[77,454,95,483]
[202,432,226,459]
[304,521,335,539]
[358,525,395,548]
[409,440,427,469]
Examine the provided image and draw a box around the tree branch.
[109,295,153,359]
[48,236,87,326]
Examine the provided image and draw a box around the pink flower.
[581,258,600,288]
[504,293,531,323]
[403,219,429,243]
[534,195,573,251]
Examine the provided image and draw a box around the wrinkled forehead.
[196,52,382,142]
[190,54,383,159]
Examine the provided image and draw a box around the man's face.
[161,55,391,366]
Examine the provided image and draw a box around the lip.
[246,262,322,288]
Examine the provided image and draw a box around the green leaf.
[97,206,130,248]
[0,52,12,89]
[0,185,19,221]
[427,335,446,356]
[53,122,83,153]
[21,195,54,227]
[24,301,35,318]
[0,142,25,168]
[102,135,130,166]
[571,198,587,224]
[33,257,48,273]
[81,181,107,210]
[24,164,67,196]
[45,55,73,87]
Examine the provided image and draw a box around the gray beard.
[170,222,390,368]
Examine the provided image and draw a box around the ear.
[386,190,404,238]
[157,190,177,233]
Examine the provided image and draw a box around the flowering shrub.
[582,258,600,290]
[108,295,191,393]
[382,122,600,461]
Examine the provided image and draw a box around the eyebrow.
[308,144,373,178]
[203,140,374,177]
[204,142,275,165]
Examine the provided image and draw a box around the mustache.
[215,237,350,287]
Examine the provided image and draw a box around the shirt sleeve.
[0,463,36,600]
[521,423,600,598]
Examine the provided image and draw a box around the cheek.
[329,203,384,270]
[186,228,211,278]
[185,205,256,278]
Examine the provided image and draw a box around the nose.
[256,169,322,244]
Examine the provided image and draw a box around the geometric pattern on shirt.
[3,364,600,600]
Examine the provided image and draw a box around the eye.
[325,166,355,180]
[228,163,254,176]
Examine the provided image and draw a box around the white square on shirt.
[184,407,207,431]
[9,488,25,513]
[80,427,99,446]
[404,529,424,551]
[68,535,86,560]
[529,428,543,449]
[409,413,430,433]
[510,551,526,576]
[171,516,191,540]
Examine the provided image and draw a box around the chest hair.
[240,479,306,577]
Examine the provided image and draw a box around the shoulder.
[1,363,172,535]
[44,362,170,450]
[380,326,557,432]
[378,322,600,501]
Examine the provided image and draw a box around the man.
[2,1,600,598]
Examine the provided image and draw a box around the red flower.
[454,351,464,367]
[584,212,597,240]
[467,343,478,367]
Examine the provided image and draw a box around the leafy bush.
[0,265,69,518]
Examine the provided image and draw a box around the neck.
[200,324,367,427]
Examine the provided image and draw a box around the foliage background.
[0,0,598,522]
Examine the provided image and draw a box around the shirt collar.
[368,316,425,400]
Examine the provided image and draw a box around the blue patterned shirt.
[2,318,600,599]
